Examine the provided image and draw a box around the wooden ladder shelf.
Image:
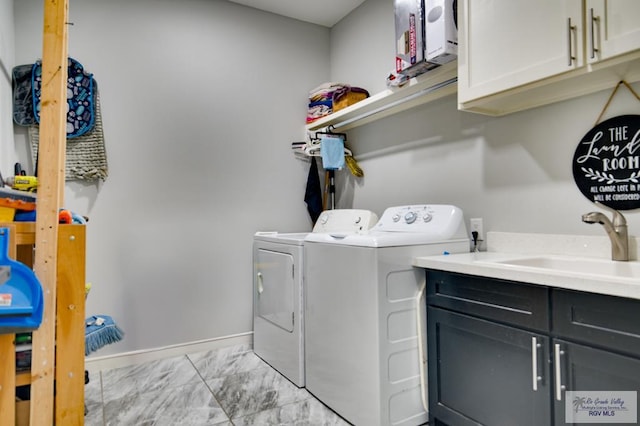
[0,222,86,425]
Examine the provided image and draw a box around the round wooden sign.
[573,115,640,210]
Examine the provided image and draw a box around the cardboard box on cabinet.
[425,0,458,64]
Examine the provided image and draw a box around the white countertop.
[413,232,640,301]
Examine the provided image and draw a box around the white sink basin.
[486,255,640,279]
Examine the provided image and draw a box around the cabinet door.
[428,307,551,426]
[587,0,640,64]
[553,339,640,425]
[458,0,583,104]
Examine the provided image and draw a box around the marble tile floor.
[84,344,351,425]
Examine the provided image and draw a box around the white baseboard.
[85,332,253,375]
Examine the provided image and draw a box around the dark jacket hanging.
[304,157,323,225]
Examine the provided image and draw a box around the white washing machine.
[304,205,469,426]
[252,209,378,387]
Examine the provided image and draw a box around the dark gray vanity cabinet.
[426,270,551,426]
[552,289,640,425]
[427,308,552,426]
[426,270,640,426]
[552,339,640,425]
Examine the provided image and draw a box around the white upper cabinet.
[458,0,640,116]
[586,0,640,64]
[459,0,583,103]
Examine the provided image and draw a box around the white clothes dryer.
[252,209,378,387]
[304,205,469,425]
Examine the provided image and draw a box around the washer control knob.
[423,213,433,223]
[392,214,401,222]
[355,216,362,224]
[319,214,329,224]
[404,211,417,224]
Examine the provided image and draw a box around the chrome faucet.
[582,203,629,261]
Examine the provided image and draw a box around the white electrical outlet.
[470,218,484,242]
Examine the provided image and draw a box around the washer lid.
[254,210,379,245]
[253,232,309,245]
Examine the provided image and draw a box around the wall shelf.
[306,61,457,132]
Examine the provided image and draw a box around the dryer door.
[255,248,295,332]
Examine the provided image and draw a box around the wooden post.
[55,225,86,424]
[29,0,69,424]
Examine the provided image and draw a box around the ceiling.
[227,0,367,27]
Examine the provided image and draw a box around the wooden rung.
[55,225,86,424]
[16,371,31,387]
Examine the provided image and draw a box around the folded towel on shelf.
[306,83,370,123]
[320,135,345,170]
[307,83,347,123]
[332,86,370,112]
[307,100,333,124]
[309,82,348,100]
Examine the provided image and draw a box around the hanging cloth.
[29,88,108,182]
[32,57,96,138]
[304,157,323,224]
[12,64,36,126]
[320,134,345,170]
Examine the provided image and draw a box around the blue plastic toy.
[0,227,44,334]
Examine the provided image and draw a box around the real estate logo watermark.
[566,391,637,423]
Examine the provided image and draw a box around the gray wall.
[12,0,329,356]
[7,0,640,358]
[0,0,16,174]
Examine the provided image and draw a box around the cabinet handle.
[554,343,566,401]
[531,337,542,391]
[257,272,264,295]
[589,8,600,59]
[567,18,577,66]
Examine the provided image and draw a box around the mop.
[83,288,124,415]
[84,283,124,355]
[85,314,124,356]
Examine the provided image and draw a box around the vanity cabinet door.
[427,307,551,426]
[552,339,640,425]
